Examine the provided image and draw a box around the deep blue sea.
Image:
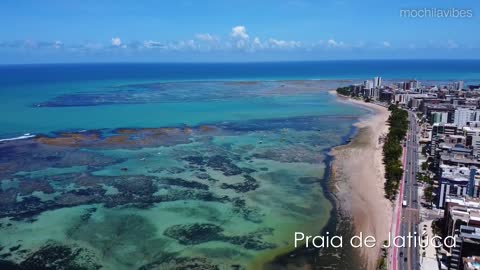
[1,60,480,86]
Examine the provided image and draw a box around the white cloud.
[53,40,63,49]
[231,26,249,40]
[234,39,248,49]
[24,40,38,49]
[143,40,166,49]
[229,26,301,51]
[111,37,122,47]
[446,40,459,49]
[7,26,469,56]
[327,39,345,48]
[169,39,197,51]
[195,33,218,42]
[184,39,196,49]
[252,37,264,49]
[268,38,301,49]
[84,42,103,50]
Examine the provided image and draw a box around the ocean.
[0,60,479,270]
[1,60,480,139]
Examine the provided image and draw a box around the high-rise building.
[431,111,449,124]
[410,80,419,90]
[364,80,374,90]
[463,124,480,145]
[373,76,382,88]
[454,81,465,91]
[454,108,480,128]
[438,165,476,208]
[443,197,480,269]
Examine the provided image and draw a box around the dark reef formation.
[0,243,101,270]
[220,175,259,193]
[30,81,275,108]
[0,172,239,220]
[159,177,209,190]
[182,155,253,176]
[0,114,344,269]
[138,257,221,270]
[164,223,276,250]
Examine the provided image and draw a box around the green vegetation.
[336,86,351,96]
[424,185,435,205]
[417,172,433,184]
[421,161,428,171]
[376,255,386,270]
[383,105,409,200]
[417,172,435,206]
[376,240,389,270]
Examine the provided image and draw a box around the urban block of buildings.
[345,78,480,270]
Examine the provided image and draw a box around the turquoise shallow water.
[0,76,368,269]
[0,79,358,138]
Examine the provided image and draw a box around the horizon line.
[2,58,480,66]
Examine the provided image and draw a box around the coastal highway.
[398,111,421,270]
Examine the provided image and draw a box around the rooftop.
[433,122,458,128]
[460,225,480,246]
[446,198,480,224]
[464,125,480,132]
[446,196,480,209]
[441,165,471,182]
[426,103,454,110]
[440,151,480,166]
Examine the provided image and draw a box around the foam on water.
[0,133,35,142]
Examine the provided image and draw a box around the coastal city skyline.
[335,76,480,270]
[1,0,480,63]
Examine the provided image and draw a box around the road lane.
[397,112,420,270]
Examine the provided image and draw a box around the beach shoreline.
[329,91,393,269]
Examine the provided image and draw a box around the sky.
[0,0,479,64]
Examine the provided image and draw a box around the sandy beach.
[329,91,392,269]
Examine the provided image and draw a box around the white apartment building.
[373,76,382,88]
[463,125,480,157]
[454,108,480,128]
[453,81,465,91]
[364,79,374,90]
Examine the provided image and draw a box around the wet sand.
[329,91,392,269]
